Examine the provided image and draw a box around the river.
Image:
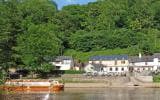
[0,88,160,100]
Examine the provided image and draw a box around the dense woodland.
[0,0,160,80]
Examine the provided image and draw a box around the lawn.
[64,47,140,62]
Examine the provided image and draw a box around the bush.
[153,75,160,82]
[64,70,84,74]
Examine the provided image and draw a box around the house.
[129,54,158,72]
[51,56,74,70]
[84,63,105,73]
[153,53,160,69]
[89,55,129,74]
[84,63,106,76]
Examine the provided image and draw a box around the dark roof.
[91,63,105,71]
[89,55,128,61]
[55,56,73,61]
[154,53,160,59]
[92,63,106,67]
[129,56,153,63]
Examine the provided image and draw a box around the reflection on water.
[1,88,160,100]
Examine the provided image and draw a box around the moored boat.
[1,79,64,92]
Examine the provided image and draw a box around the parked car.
[7,72,20,79]
[83,71,98,76]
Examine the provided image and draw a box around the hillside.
[0,0,160,75]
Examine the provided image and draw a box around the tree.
[127,0,154,31]
[0,0,23,74]
[15,24,61,73]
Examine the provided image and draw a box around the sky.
[53,0,97,10]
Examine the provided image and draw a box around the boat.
[1,79,64,92]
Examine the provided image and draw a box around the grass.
[64,47,140,62]
[153,75,160,82]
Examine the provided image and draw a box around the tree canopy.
[0,0,160,76]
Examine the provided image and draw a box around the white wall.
[103,67,128,73]
[89,60,129,66]
[84,64,94,72]
[131,58,159,71]
[51,59,73,70]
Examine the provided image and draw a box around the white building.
[88,55,129,74]
[51,56,74,70]
[153,53,160,70]
[129,54,159,72]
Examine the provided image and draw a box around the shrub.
[153,75,160,82]
[64,70,84,74]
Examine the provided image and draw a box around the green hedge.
[64,47,140,62]
[153,75,160,82]
[64,70,84,74]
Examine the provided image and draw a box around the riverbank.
[55,74,160,88]
[64,82,160,88]
[2,74,160,89]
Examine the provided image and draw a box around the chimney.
[139,53,142,58]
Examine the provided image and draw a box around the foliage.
[153,74,160,82]
[0,0,160,78]
[64,47,140,62]
[15,24,61,72]
[64,70,85,74]
[58,0,160,55]
[0,0,59,76]
[0,70,7,84]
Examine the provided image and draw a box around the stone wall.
[135,76,153,83]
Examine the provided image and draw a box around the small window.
[100,61,102,64]
[143,68,145,70]
[55,61,60,64]
[148,68,151,71]
[121,68,124,71]
[115,60,117,65]
[110,67,112,71]
[121,60,125,64]
[101,67,103,71]
[115,67,118,71]
[145,62,147,65]
[56,66,60,70]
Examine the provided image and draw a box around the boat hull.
[2,85,64,92]
[0,80,64,92]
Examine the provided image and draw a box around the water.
[1,88,160,100]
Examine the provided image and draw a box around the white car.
[84,71,98,76]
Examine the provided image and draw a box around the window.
[110,67,112,71]
[100,61,102,64]
[121,68,124,71]
[63,60,70,64]
[143,68,145,70]
[115,67,118,71]
[101,68,103,71]
[121,60,125,64]
[145,62,147,65]
[56,66,60,70]
[148,68,151,71]
[115,60,117,65]
[55,61,60,64]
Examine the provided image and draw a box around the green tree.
[15,24,61,73]
[127,0,154,31]
[0,0,23,77]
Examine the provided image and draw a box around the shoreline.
[64,82,160,88]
